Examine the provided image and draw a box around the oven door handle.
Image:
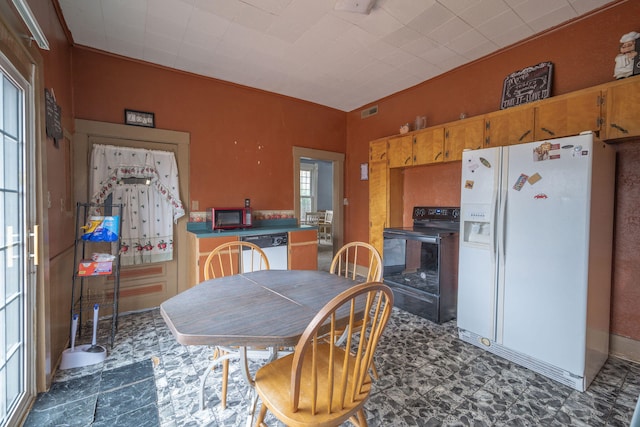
[383,232,439,244]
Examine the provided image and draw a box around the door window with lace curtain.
[89,144,185,265]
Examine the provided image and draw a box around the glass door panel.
[1,54,30,427]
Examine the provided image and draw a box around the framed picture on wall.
[124,109,155,128]
[500,62,553,110]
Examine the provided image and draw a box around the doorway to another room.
[300,159,333,270]
[293,147,344,271]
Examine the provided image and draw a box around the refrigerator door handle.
[499,188,507,262]
[490,190,498,266]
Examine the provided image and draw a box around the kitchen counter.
[187,219,316,238]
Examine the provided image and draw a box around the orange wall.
[71,50,346,210]
[344,0,640,340]
[31,0,75,257]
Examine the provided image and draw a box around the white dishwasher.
[241,233,288,270]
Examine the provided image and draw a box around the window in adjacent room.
[299,162,318,222]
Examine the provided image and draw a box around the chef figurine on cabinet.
[614,31,639,79]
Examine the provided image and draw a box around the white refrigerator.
[457,132,616,391]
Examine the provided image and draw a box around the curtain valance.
[90,144,185,222]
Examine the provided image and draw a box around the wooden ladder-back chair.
[202,241,270,409]
[329,241,383,379]
[330,241,382,283]
[253,281,394,427]
[318,210,333,244]
[203,240,270,280]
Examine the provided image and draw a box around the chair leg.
[221,358,229,409]
[212,347,219,367]
[254,403,268,427]
[347,409,370,426]
[370,361,379,380]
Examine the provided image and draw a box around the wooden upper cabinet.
[604,76,640,140]
[388,134,413,168]
[369,138,388,163]
[534,88,603,140]
[484,105,535,147]
[444,117,485,162]
[413,127,445,165]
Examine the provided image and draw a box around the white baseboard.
[610,334,640,364]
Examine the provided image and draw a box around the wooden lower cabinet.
[288,230,318,270]
[187,234,238,287]
[188,229,318,286]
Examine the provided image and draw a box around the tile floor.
[317,241,333,271]
[25,305,639,427]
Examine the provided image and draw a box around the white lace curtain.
[90,144,185,265]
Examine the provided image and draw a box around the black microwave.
[207,207,252,230]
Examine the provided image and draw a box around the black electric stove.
[382,206,460,323]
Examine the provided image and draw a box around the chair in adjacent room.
[304,211,322,226]
[253,281,394,427]
[202,241,270,409]
[318,210,333,244]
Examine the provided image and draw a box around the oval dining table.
[160,269,361,420]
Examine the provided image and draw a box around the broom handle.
[70,313,78,351]
[92,304,99,346]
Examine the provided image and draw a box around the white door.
[87,136,180,312]
[1,54,36,426]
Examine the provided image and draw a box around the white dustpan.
[60,304,107,370]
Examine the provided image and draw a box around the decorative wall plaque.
[45,88,63,146]
[500,62,553,110]
[124,109,155,128]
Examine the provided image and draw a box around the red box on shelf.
[77,260,113,276]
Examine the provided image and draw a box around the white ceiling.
[57,0,614,112]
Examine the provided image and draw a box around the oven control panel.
[413,206,460,222]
